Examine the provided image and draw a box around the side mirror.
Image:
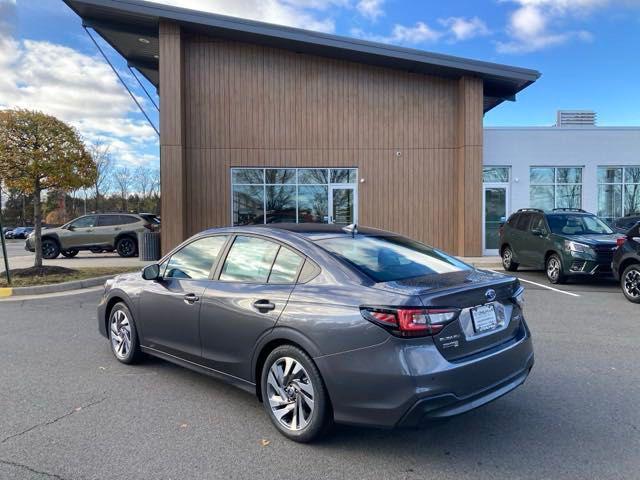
[67,225,75,231]
[142,264,160,281]
[531,228,546,237]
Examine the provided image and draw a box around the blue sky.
[1,0,640,170]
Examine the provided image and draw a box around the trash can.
[138,231,161,261]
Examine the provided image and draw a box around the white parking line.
[488,270,580,297]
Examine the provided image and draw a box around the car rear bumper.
[24,240,34,252]
[314,319,534,428]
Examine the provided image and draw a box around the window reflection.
[233,185,264,225]
[220,236,280,282]
[298,185,328,223]
[269,247,303,283]
[165,236,228,280]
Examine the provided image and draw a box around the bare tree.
[88,142,113,212]
[134,166,153,211]
[113,167,132,211]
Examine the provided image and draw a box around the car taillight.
[361,307,458,337]
[144,223,154,231]
[616,237,626,247]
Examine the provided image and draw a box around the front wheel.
[61,248,79,258]
[261,345,332,443]
[116,237,137,258]
[621,264,640,303]
[546,253,566,284]
[501,246,519,272]
[41,239,60,259]
[108,302,142,364]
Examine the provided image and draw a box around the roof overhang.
[63,0,541,112]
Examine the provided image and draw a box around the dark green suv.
[499,208,623,284]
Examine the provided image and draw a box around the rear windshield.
[547,214,613,235]
[315,235,471,282]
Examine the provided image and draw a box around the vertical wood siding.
[160,28,484,255]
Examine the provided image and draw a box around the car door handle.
[252,299,276,312]
[183,293,200,304]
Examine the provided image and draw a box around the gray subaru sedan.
[98,224,533,442]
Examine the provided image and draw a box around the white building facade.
[481,121,640,255]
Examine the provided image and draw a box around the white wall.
[483,127,640,214]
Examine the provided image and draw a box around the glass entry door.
[483,183,509,255]
[329,186,357,225]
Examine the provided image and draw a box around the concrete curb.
[0,275,116,297]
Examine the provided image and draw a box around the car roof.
[201,223,398,241]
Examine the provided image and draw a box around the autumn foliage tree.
[0,109,96,268]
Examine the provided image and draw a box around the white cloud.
[356,0,384,20]
[148,0,351,33]
[496,0,610,53]
[439,16,491,41]
[0,28,158,167]
[351,21,442,45]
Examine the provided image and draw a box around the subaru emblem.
[485,289,497,302]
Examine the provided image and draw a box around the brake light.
[361,307,458,337]
[616,237,626,247]
[144,223,155,231]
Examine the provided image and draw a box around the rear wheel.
[41,239,60,259]
[61,248,79,258]
[261,345,332,443]
[621,264,640,303]
[108,302,142,364]
[501,246,519,272]
[116,237,137,258]
[546,253,566,284]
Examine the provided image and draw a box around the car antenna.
[342,223,358,238]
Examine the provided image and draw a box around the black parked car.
[98,224,532,442]
[611,214,640,234]
[612,221,640,303]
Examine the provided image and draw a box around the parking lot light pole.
[0,215,11,285]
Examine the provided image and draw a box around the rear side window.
[316,235,471,283]
[220,236,280,282]
[516,213,531,231]
[119,215,140,225]
[269,247,303,284]
[97,215,121,227]
[165,236,228,280]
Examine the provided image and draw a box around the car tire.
[501,246,519,272]
[108,302,142,364]
[261,345,333,443]
[61,248,79,258]
[621,264,640,304]
[41,238,60,259]
[546,253,566,284]
[116,237,137,258]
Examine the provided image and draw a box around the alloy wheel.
[110,309,132,359]
[547,257,560,281]
[623,268,640,299]
[266,357,315,431]
[42,241,55,257]
[118,238,135,257]
[502,248,512,268]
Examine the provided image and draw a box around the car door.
[138,235,230,362]
[95,215,121,246]
[525,213,550,268]
[199,235,304,381]
[61,215,98,248]
[510,213,531,265]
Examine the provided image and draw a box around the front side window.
[231,168,357,226]
[97,215,120,227]
[530,167,582,210]
[316,235,471,283]
[597,166,640,222]
[70,215,97,228]
[220,236,280,282]
[547,214,613,235]
[165,236,228,280]
[530,214,547,233]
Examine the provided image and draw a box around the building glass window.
[482,167,510,183]
[530,167,582,211]
[597,166,640,222]
[231,168,357,225]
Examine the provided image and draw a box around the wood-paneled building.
[65,0,540,256]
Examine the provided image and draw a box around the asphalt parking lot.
[1,272,638,480]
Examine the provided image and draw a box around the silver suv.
[26,213,159,259]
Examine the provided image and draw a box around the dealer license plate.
[471,304,498,333]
